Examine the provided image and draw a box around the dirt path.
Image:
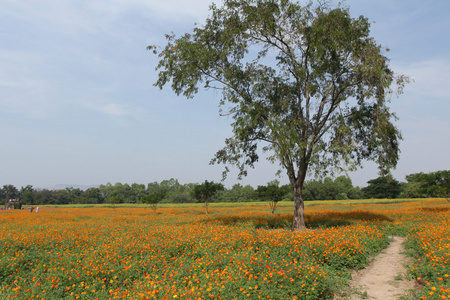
[340,236,417,300]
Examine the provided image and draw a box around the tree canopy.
[256,181,285,213]
[192,180,225,214]
[150,0,408,230]
[151,0,407,177]
[403,170,450,198]
[141,189,166,212]
[361,176,402,199]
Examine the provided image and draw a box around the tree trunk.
[292,183,306,230]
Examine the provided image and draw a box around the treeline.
[1,170,449,206]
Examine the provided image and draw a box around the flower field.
[0,200,449,299]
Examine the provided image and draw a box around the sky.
[1,0,449,190]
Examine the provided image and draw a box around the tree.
[20,185,35,205]
[256,181,285,213]
[191,180,224,214]
[105,193,124,209]
[131,183,147,203]
[65,187,83,204]
[1,184,20,201]
[99,183,114,199]
[141,190,166,212]
[404,170,450,198]
[302,176,353,200]
[81,187,105,204]
[222,183,255,202]
[400,181,423,199]
[362,176,401,199]
[33,189,59,205]
[150,0,408,230]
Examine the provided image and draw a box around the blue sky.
[1,0,449,189]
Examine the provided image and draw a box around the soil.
[337,236,419,300]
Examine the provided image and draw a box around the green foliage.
[220,183,256,202]
[4,171,448,207]
[164,189,192,203]
[80,187,105,204]
[256,182,286,213]
[20,185,35,205]
[400,181,424,199]
[141,190,166,212]
[402,170,450,198]
[151,0,408,229]
[0,184,20,201]
[192,180,225,214]
[105,194,124,208]
[303,176,363,200]
[152,0,407,177]
[362,176,402,199]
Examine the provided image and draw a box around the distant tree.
[1,184,19,202]
[192,180,224,214]
[160,178,180,190]
[131,183,147,203]
[151,0,408,230]
[105,193,124,209]
[348,186,365,200]
[65,187,83,204]
[222,184,256,202]
[303,176,362,200]
[20,185,35,205]
[303,180,325,200]
[280,184,293,202]
[98,182,141,203]
[256,181,285,213]
[141,190,166,212]
[362,176,401,199]
[81,187,105,204]
[404,170,450,198]
[113,183,134,203]
[99,183,114,199]
[333,176,352,199]
[147,182,161,194]
[400,181,424,198]
[322,177,336,199]
[55,189,70,205]
[148,179,196,203]
[221,184,241,202]
[165,189,193,203]
[333,175,363,200]
[33,189,58,205]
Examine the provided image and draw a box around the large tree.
[150,0,408,230]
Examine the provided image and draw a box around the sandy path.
[342,236,416,300]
